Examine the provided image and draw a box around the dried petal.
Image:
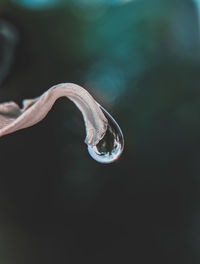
[0,83,108,146]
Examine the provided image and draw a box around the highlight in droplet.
[88,104,124,164]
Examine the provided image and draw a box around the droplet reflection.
[88,104,124,163]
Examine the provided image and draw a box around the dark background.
[0,0,200,263]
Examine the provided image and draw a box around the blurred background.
[0,0,200,263]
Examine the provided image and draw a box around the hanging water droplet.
[87,104,124,163]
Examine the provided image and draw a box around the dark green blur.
[0,0,199,263]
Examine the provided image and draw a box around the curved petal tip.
[0,83,108,146]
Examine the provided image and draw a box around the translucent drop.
[88,105,124,163]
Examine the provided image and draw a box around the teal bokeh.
[11,0,62,9]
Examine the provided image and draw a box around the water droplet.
[88,104,124,163]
